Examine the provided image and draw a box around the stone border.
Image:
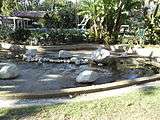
[0,42,105,52]
[1,73,160,99]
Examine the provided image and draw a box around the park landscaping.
[0,0,160,120]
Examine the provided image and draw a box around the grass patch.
[1,86,160,120]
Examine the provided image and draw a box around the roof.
[0,16,30,21]
[13,11,48,19]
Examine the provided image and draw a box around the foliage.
[42,0,65,11]
[78,0,105,42]
[0,26,86,45]
[1,0,19,16]
[143,1,160,44]
[9,28,31,44]
[46,29,86,45]
[39,2,77,29]
[1,0,159,45]
[9,29,86,45]
[79,0,143,44]
[28,29,49,45]
[0,25,12,42]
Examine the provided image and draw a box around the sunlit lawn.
[1,86,160,120]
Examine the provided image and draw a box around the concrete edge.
[0,74,160,99]
[0,42,105,52]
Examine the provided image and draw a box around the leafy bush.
[28,29,87,45]
[47,29,87,45]
[144,16,160,44]
[0,25,12,42]
[28,29,49,45]
[39,4,77,29]
[0,27,87,45]
[9,28,31,44]
[85,29,111,45]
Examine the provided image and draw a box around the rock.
[98,63,103,66]
[156,58,160,62]
[76,70,99,83]
[0,63,19,79]
[80,59,89,64]
[59,50,72,58]
[23,49,37,61]
[25,49,37,57]
[75,60,81,65]
[84,59,89,63]
[110,44,128,52]
[70,57,79,63]
[91,47,110,61]
[121,52,128,57]
[70,57,81,65]
[127,47,135,54]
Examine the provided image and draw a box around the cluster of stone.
[22,49,90,65]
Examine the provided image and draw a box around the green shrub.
[9,28,31,44]
[0,25,12,42]
[39,5,77,29]
[28,29,87,45]
[28,30,49,45]
[85,29,111,45]
[0,27,87,45]
[47,29,87,45]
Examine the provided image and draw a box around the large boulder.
[0,63,19,79]
[91,47,110,61]
[76,70,99,83]
[25,49,37,57]
[59,50,72,58]
[23,49,37,61]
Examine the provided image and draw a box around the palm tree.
[78,0,105,41]
[112,0,142,41]
[79,0,143,43]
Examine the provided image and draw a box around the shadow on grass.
[0,106,42,120]
[139,85,158,96]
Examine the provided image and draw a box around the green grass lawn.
[1,86,160,120]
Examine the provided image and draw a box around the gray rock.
[91,47,110,61]
[0,63,19,79]
[127,47,136,54]
[121,52,128,57]
[25,49,37,57]
[76,70,99,83]
[110,44,128,52]
[59,50,72,58]
[23,49,37,61]
[70,57,79,63]
[156,58,160,63]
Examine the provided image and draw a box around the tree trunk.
[113,1,124,43]
[93,19,98,41]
